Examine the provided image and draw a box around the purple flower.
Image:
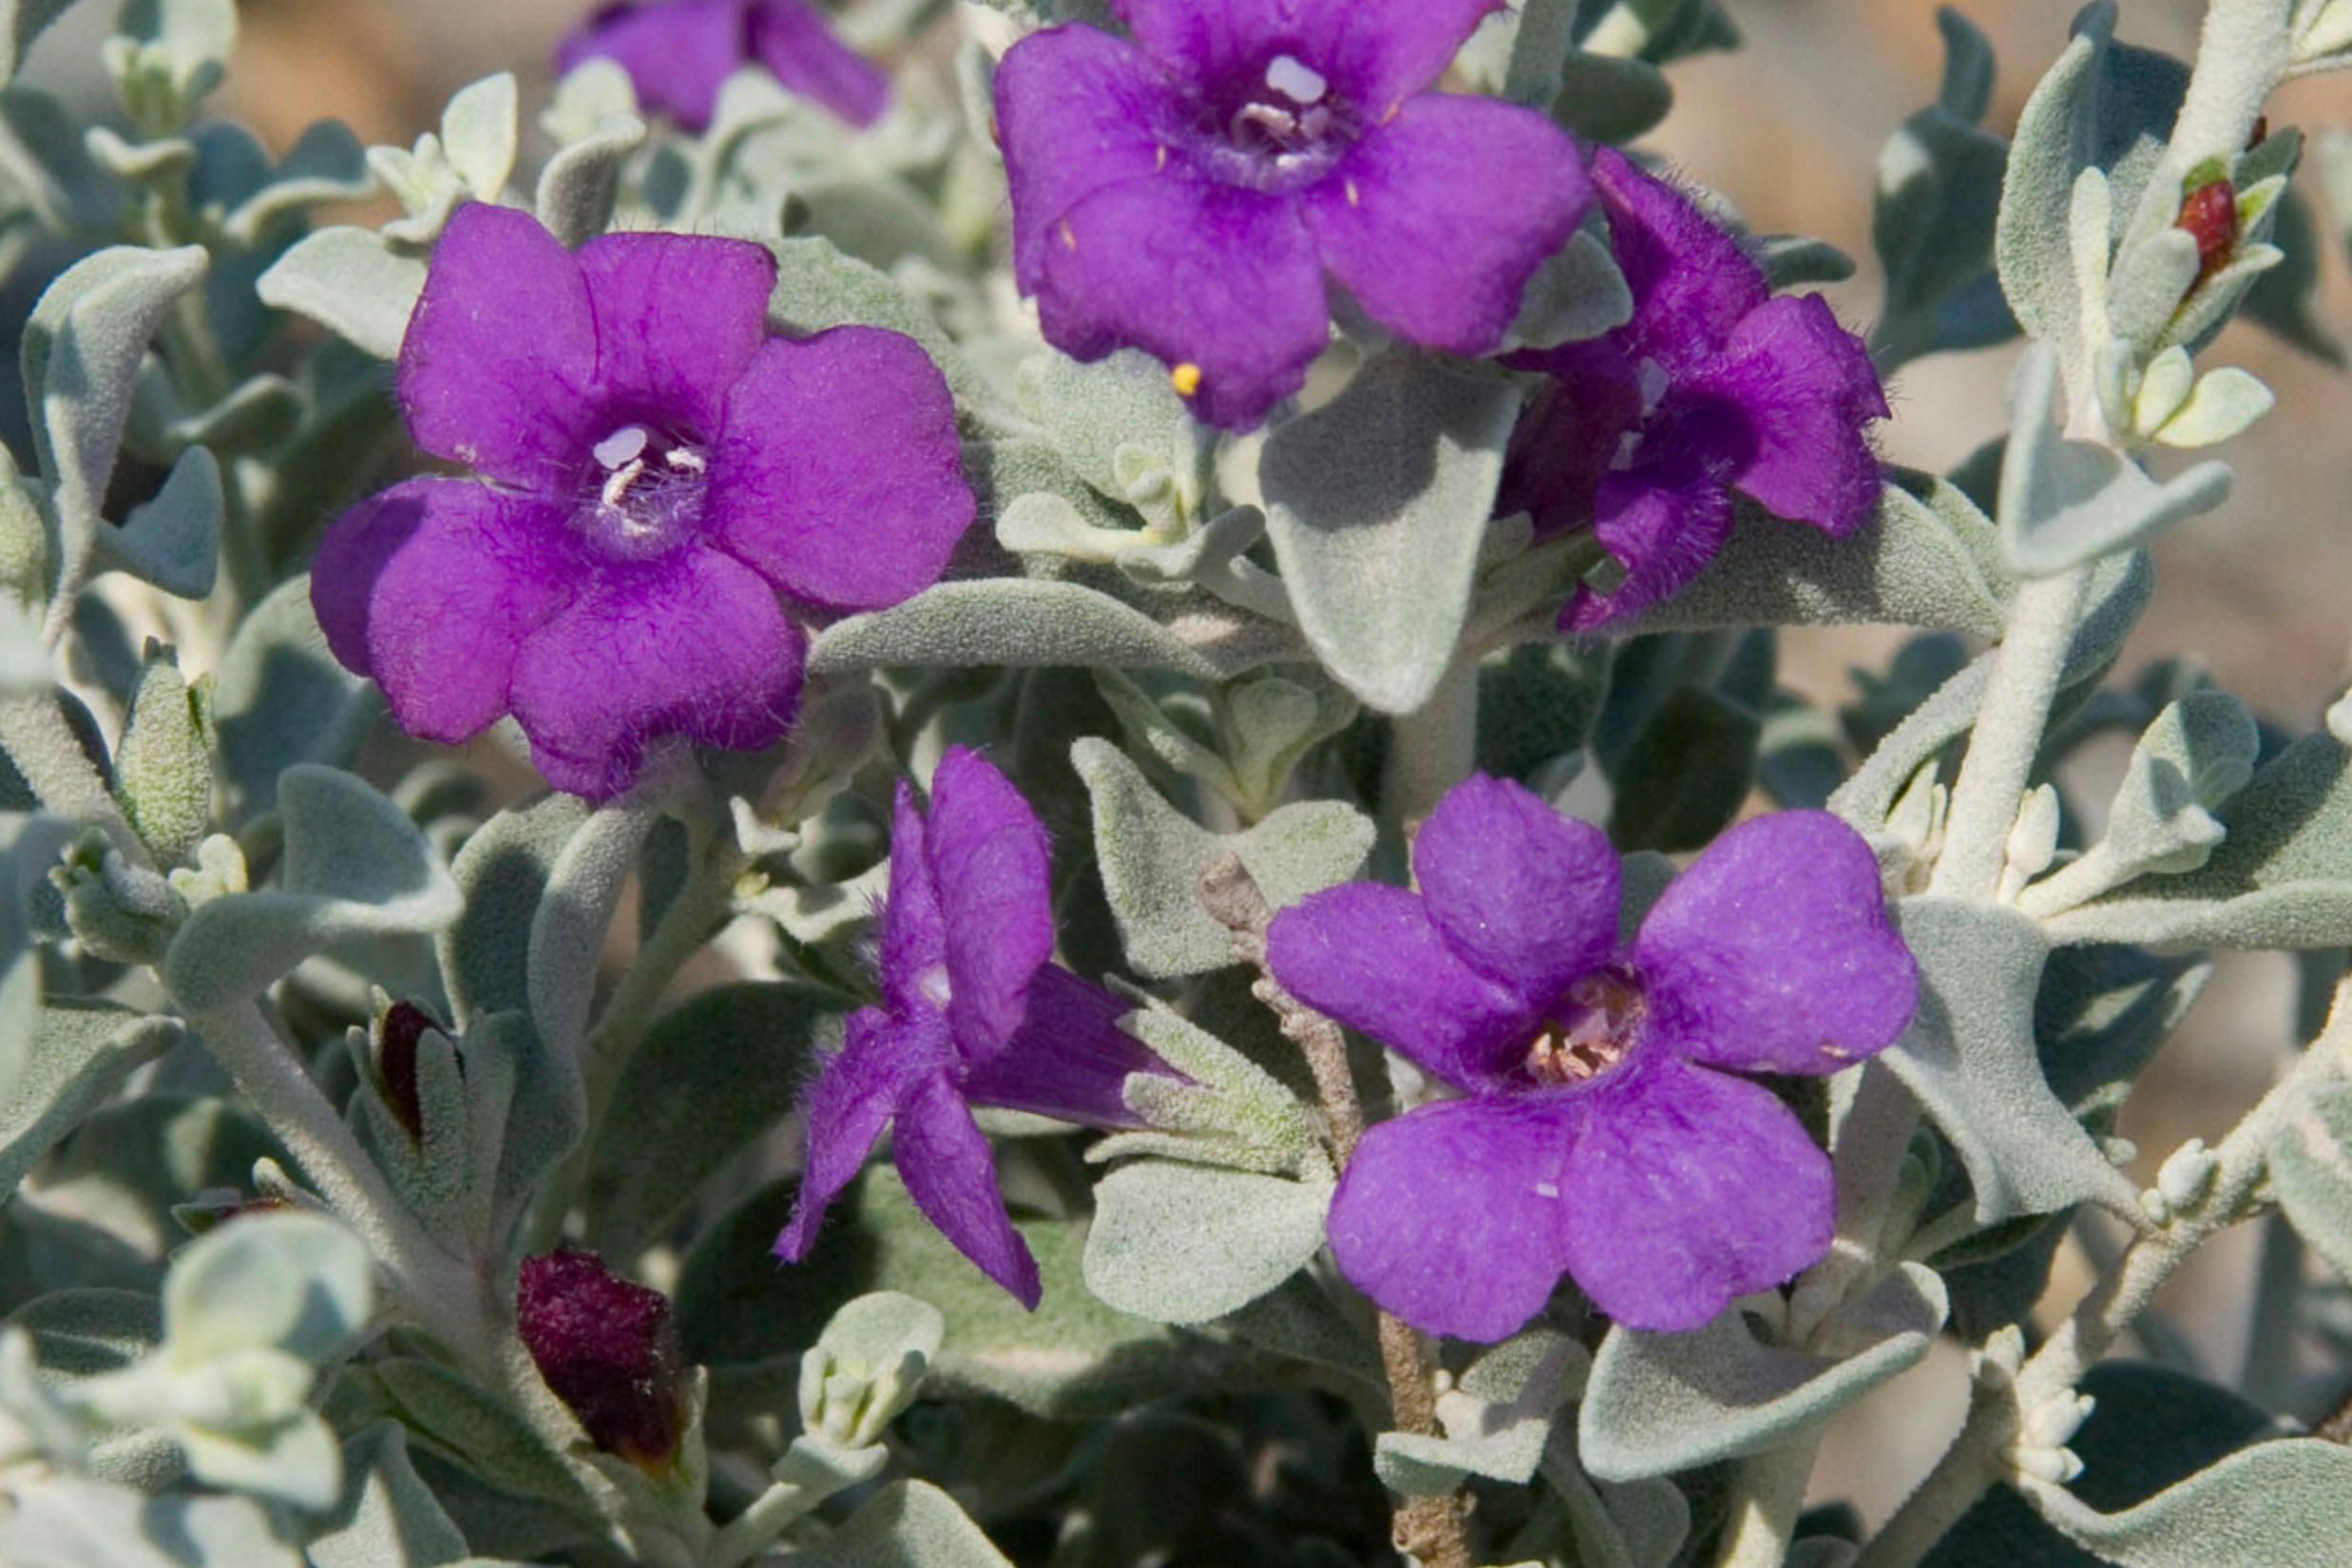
[556,0,889,133]
[1500,148,1888,632]
[992,0,1589,431]
[1268,776,1917,1339]
[311,203,974,800]
[775,747,1169,1307]
[517,1248,685,1469]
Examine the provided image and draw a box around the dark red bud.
[2247,116,2267,151]
[2175,180,2237,287]
[516,1249,684,1470]
[376,1002,438,1142]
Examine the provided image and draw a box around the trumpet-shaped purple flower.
[993,0,1589,431]
[776,747,1166,1308]
[1268,777,1917,1339]
[556,0,889,132]
[311,203,973,800]
[1500,148,1888,632]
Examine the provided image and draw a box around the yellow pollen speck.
[1345,179,1361,207]
[1058,218,1078,250]
[1171,362,1203,397]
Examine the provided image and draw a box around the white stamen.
[593,425,650,470]
[1535,1181,1560,1199]
[917,964,954,1009]
[665,447,707,473]
[601,458,646,510]
[1635,357,1671,414]
[1611,431,1645,471]
[1266,53,1328,105]
[1232,102,1299,143]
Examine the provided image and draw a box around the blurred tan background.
[29,0,2352,1528]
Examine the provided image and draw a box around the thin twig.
[1199,852,1472,1568]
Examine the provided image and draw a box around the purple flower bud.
[516,1249,685,1469]
[375,1002,438,1143]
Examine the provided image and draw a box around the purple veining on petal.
[1275,774,1917,1338]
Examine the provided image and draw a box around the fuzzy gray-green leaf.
[1082,1160,1329,1325]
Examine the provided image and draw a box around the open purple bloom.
[1500,148,1888,632]
[556,0,889,132]
[1268,776,1917,1339]
[312,203,973,800]
[993,0,1589,431]
[776,747,1167,1308]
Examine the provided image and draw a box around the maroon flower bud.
[375,1002,449,1143]
[516,1249,684,1470]
[2174,178,2237,288]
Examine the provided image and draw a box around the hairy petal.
[1412,774,1620,1010]
[1327,1094,1579,1343]
[1305,94,1586,354]
[311,478,578,745]
[507,546,804,800]
[556,0,747,133]
[1114,0,1502,112]
[1267,882,1533,1091]
[774,1008,944,1262]
[576,231,778,439]
[993,24,1173,296]
[877,782,947,1020]
[748,0,890,127]
[1635,811,1918,1078]
[1035,175,1329,432]
[1497,340,1645,539]
[1591,146,1767,374]
[1559,447,1737,632]
[707,327,973,611]
[1559,1060,1832,1331]
[927,747,1054,1061]
[1699,294,1887,535]
[398,202,599,488]
[895,1075,1042,1308]
[958,966,1159,1129]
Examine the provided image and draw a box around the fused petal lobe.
[1590,147,1768,373]
[1558,1060,1832,1330]
[576,231,778,439]
[926,747,1054,1062]
[1412,774,1620,1011]
[1327,1094,1579,1343]
[1634,811,1917,1078]
[1698,293,1887,535]
[398,202,599,489]
[993,24,1174,296]
[707,327,974,612]
[747,0,890,127]
[774,1007,944,1263]
[894,1075,1042,1308]
[1560,448,1738,633]
[557,0,747,133]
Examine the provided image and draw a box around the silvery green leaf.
[362,1360,590,1510]
[1875,99,2005,321]
[1377,1331,1584,1493]
[2022,1437,2352,1568]
[1612,471,2011,641]
[1501,231,1633,353]
[583,984,843,1257]
[0,0,76,86]
[0,1475,303,1568]
[1754,235,1856,290]
[305,1423,469,1568]
[679,1170,1253,1422]
[212,577,375,812]
[218,120,373,247]
[534,109,646,251]
[810,578,1292,682]
[2043,733,2352,948]
[174,1406,341,1511]
[1994,3,2109,364]
[1072,738,1371,979]
[2241,175,2342,365]
[1499,0,1578,105]
[164,766,462,1012]
[1549,51,1673,143]
[2150,367,2274,448]
[2266,1081,2352,1282]
[1258,355,1519,714]
[800,1292,945,1448]
[782,1481,1013,1568]
[112,649,211,867]
[544,55,636,143]
[764,234,1007,418]
[1103,1002,1322,1175]
[2102,226,2201,353]
[108,0,237,127]
[1578,1263,1947,1482]
[96,435,217,602]
[1997,345,2230,577]
[2094,691,2259,875]
[159,373,303,453]
[256,227,427,360]
[1016,349,1205,526]
[1880,899,2144,1222]
[0,1003,181,1198]
[1604,686,1758,853]
[163,1210,372,1364]
[438,73,517,199]
[1082,1159,1329,1325]
[19,244,209,612]
[526,798,658,1065]
[439,793,589,1030]
[0,84,123,233]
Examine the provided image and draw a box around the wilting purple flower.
[518,1249,685,1468]
[776,747,1167,1308]
[556,0,889,132]
[312,203,973,800]
[993,0,1589,431]
[1268,776,1917,1339]
[1501,148,1888,632]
